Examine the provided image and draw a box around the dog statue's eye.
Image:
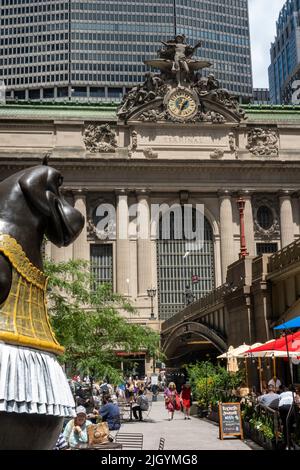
[58,176,64,186]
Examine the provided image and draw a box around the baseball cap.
[76,406,87,416]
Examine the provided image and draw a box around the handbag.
[175,394,181,411]
[87,422,109,445]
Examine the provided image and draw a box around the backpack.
[139,395,149,411]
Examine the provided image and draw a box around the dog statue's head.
[18,164,84,247]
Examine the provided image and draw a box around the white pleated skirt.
[0,342,75,417]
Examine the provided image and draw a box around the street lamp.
[237,197,249,259]
[147,288,157,319]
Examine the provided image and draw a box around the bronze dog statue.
[0,162,84,449]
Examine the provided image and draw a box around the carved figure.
[159,35,202,75]
[0,160,84,449]
[246,128,279,156]
[84,124,117,153]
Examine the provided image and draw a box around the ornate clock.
[165,88,199,121]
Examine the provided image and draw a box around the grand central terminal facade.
[1,39,300,374]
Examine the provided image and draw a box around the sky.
[249,0,286,88]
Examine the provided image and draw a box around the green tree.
[45,259,160,384]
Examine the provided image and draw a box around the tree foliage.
[44,259,160,383]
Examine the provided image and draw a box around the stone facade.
[1,102,300,372]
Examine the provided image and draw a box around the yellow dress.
[0,233,64,355]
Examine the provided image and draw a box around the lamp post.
[237,197,249,259]
[147,288,157,319]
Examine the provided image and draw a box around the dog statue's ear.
[19,167,51,216]
[42,152,50,166]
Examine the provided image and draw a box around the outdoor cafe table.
[73,442,122,450]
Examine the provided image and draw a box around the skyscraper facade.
[0,0,253,102]
[269,0,300,104]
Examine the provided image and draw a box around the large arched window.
[157,208,215,320]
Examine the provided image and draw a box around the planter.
[262,438,276,451]
[243,423,277,449]
[207,408,219,424]
[197,406,209,418]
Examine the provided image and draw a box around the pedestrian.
[132,389,149,421]
[63,406,92,448]
[100,395,121,431]
[180,382,192,420]
[268,375,282,392]
[278,386,300,449]
[164,382,180,421]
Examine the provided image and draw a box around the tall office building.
[269,0,300,104]
[0,0,253,102]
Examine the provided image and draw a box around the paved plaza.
[119,395,251,451]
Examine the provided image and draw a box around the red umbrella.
[244,331,300,356]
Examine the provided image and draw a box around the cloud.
[249,0,286,88]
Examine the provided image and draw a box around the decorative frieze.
[246,128,279,157]
[84,124,117,153]
[143,148,158,159]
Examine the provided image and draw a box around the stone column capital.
[72,188,88,198]
[136,189,151,199]
[115,189,128,197]
[218,189,232,198]
[278,189,293,199]
[237,190,254,199]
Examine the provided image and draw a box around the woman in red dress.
[180,383,192,420]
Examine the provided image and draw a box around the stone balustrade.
[268,238,300,275]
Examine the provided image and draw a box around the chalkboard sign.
[219,403,243,440]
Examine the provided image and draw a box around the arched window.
[157,208,215,320]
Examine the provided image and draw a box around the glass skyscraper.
[269,0,300,104]
[0,0,253,102]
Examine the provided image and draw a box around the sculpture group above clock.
[117,34,246,124]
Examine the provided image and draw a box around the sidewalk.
[119,395,251,450]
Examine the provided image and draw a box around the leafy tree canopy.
[45,259,160,384]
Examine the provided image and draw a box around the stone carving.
[128,130,138,157]
[229,132,236,152]
[84,124,117,153]
[210,149,224,160]
[143,148,158,159]
[246,128,279,157]
[228,131,238,158]
[117,34,246,124]
[87,218,116,240]
[253,197,280,240]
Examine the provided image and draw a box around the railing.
[161,285,226,333]
[268,238,300,275]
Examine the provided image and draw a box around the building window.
[256,243,278,255]
[257,206,273,230]
[90,244,113,288]
[157,209,215,321]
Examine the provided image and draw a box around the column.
[116,190,131,296]
[219,190,234,282]
[137,190,152,296]
[279,191,294,248]
[240,191,255,256]
[72,191,89,261]
[51,243,73,263]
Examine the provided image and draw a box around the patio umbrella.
[243,332,300,357]
[274,316,300,330]
[217,344,250,359]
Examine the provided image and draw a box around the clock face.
[167,89,198,121]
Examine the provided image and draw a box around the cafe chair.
[115,432,143,450]
[158,437,165,450]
